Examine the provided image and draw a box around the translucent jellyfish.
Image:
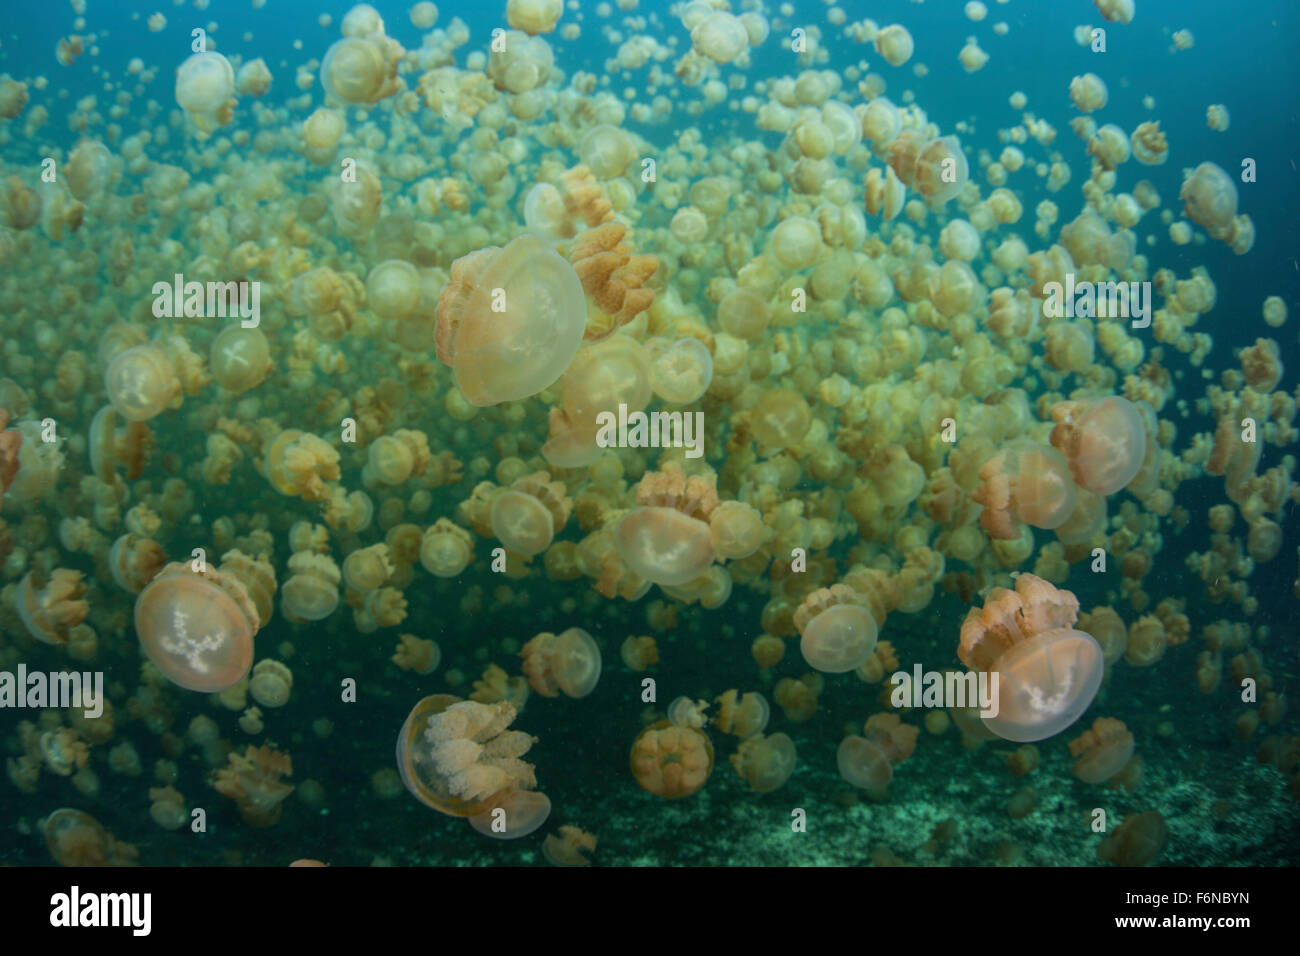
[649,338,713,404]
[486,491,547,555]
[874,24,914,67]
[397,696,539,817]
[615,507,714,586]
[320,35,400,105]
[716,287,770,339]
[630,721,714,798]
[174,51,234,114]
[365,259,422,319]
[973,441,1079,539]
[16,569,88,645]
[1069,717,1135,783]
[794,586,879,673]
[134,563,259,692]
[559,335,653,431]
[980,627,1103,743]
[692,11,749,64]
[468,789,552,839]
[210,327,271,393]
[435,235,586,406]
[1130,121,1168,166]
[281,551,340,622]
[579,124,635,179]
[521,627,602,698]
[1179,162,1237,238]
[837,736,892,792]
[65,140,113,201]
[105,345,179,421]
[522,183,568,238]
[1069,73,1108,113]
[748,388,811,450]
[507,0,563,35]
[769,216,822,270]
[709,500,765,560]
[1050,396,1146,496]
[731,732,796,793]
[419,518,474,578]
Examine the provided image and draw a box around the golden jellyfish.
[135,562,259,693]
[615,468,719,587]
[973,441,1079,539]
[1180,162,1237,239]
[959,37,989,73]
[435,235,586,406]
[769,216,823,270]
[210,326,271,393]
[521,627,602,698]
[1049,396,1146,496]
[65,140,113,202]
[709,500,766,560]
[579,124,635,179]
[912,135,969,206]
[543,825,597,866]
[213,744,294,826]
[1069,73,1108,113]
[692,12,749,64]
[748,387,811,450]
[630,721,714,798]
[490,472,572,557]
[620,635,659,671]
[108,533,167,594]
[1206,103,1230,132]
[397,696,539,816]
[717,287,770,339]
[1094,0,1135,26]
[731,732,796,793]
[419,517,474,578]
[281,551,341,622]
[958,574,1104,742]
[320,34,402,105]
[837,735,893,795]
[365,259,422,319]
[1262,295,1286,329]
[874,24,914,67]
[468,789,553,839]
[42,808,137,867]
[0,408,20,494]
[16,569,88,645]
[507,0,563,35]
[393,633,441,674]
[1130,121,1168,166]
[174,51,235,128]
[1068,717,1135,784]
[794,585,879,674]
[249,660,294,709]
[105,345,180,421]
[263,430,341,502]
[649,338,713,404]
[1097,811,1168,867]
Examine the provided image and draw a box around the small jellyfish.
[648,337,713,404]
[210,327,271,394]
[630,721,714,798]
[521,627,602,698]
[435,235,586,406]
[135,562,259,692]
[731,732,796,793]
[794,585,879,674]
[468,790,553,839]
[105,345,179,421]
[837,736,893,794]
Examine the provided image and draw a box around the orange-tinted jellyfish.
[615,507,715,586]
[467,789,552,840]
[984,627,1104,742]
[134,563,257,693]
[630,720,714,798]
[395,694,496,817]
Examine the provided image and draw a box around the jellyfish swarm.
[435,235,586,406]
[958,573,1103,743]
[134,562,259,693]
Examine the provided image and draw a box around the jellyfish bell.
[468,790,552,839]
[649,337,713,404]
[397,694,491,816]
[105,345,179,421]
[1050,396,1146,496]
[134,563,258,693]
[615,507,715,587]
[983,627,1104,743]
[800,603,879,673]
[435,235,586,406]
[490,489,554,556]
[837,735,892,792]
[175,51,235,115]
